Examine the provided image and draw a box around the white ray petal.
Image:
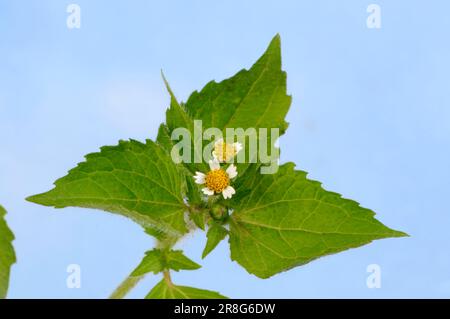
[202,187,214,196]
[226,164,238,179]
[209,159,220,170]
[193,172,206,184]
[222,186,236,199]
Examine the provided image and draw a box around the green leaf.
[166,250,201,271]
[157,75,208,174]
[229,163,407,279]
[155,124,175,157]
[27,139,188,236]
[202,223,228,258]
[157,120,205,227]
[132,250,165,276]
[185,34,290,139]
[132,249,200,276]
[146,279,227,299]
[0,205,16,299]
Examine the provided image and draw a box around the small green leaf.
[132,249,200,276]
[229,163,407,279]
[166,250,202,271]
[132,250,165,276]
[0,205,16,299]
[27,139,188,236]
[202,223,228,258]
[146,279,227,299]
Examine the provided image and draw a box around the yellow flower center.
[214,142,236,162]
[205,169,229,193]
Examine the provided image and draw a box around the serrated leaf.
[27,139,188,236]
[157,76,208,174]
[202,223,228,258]
[185,34,290,138]
[0,205,16,299]
[132,250,165,276]
[132,249,200,276]
[156,124,175,156]
[146,279,227,299]
[166,250,201,271]
[229,163,407,279]
[157,123,206,229]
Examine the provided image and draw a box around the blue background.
[1,0,449,298]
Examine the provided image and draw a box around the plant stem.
[163,270,173,286]
[109,274,144,299]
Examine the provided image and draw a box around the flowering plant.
[26,35,406,298]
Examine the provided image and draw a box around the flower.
[212,138,243,162]
[193,159,237,199]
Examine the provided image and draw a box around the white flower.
[212,138,243,162]
[193,159,238,199]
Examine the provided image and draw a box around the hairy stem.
[109,274,144,299]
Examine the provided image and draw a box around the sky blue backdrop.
[1,0,449,298]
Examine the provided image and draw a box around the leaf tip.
[26,191,56,208]
[269,33,282,50]
[391,229,410,238]
[160,70,178,102]
[25,193,43,205]
[160,69,168,86]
